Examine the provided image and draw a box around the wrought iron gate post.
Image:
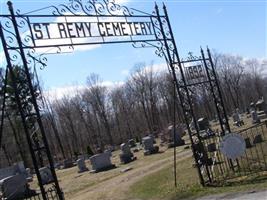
[0,68,8,149]
[200,48,226,134]
[5,1,64,199]
[0,24,47,199]
[155,4,206,186]
[206,48,231,133]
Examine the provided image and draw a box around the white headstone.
[0,174,27,199]
[90,152,113,172]
[77,158,88,173]
[39,167,53,185]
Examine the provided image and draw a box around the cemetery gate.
[0,0,266,199]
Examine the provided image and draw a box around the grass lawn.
[129,156,267,200]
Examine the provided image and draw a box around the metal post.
[206,47,231,133]
[173,80,177,187]
[200,48,225,133]
[155,4,205,186]
[0,68,8,149]
[7,1,64,199]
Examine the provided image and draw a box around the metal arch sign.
[0,0,170,52]
[28,16,156,48]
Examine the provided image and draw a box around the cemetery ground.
[30,115,267,200]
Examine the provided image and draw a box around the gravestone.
[251,111,260,124]
[63,159,74,169]
[119,143,136,164]
[16,161,26,174]
[39,167,53,185]
[142,136,159,155]
[0,174,27,199]
[255,98,267,120]
[253,134,263,144]
[128,139,136,148]
[104,149,112,157]
[232,111,244,127]
[0,165,17,180]
[0,162,27,181]
[197,118,209,131]
[90,152,115,172]
[189,120,196,131]
[77,158,88,173]
[256,98,266,112]
[167,125,185,148]
[25,168,33,182]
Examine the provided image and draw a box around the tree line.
[0,52,266,167]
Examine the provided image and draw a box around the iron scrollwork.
[25,0,135,16]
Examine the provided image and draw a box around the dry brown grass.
[48,143,191,200]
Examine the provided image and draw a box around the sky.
[0,0,266,98]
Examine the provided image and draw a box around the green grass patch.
[129,157,267,200]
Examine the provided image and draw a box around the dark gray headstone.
[39,167,54,185]
[63,159,74,169]
[119,143,135,164]
[0,174,27,199]
[198,118,209,131]
[142,136,159,155]
[77,158,88,173]
[251,111,260,124]
[128,139,136,148]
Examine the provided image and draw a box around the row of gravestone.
[0,135,168,199]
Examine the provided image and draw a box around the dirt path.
[72,150,192,200]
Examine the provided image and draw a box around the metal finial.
[7,1,13,10]
[163,2,166,9]
[155,2,158,10]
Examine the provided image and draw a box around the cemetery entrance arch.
[0,0,249,199]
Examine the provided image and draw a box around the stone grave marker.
[255,98,267,120]
[251,111,260,124]
[90,152,115,172]
[128,139,136,148]
[0,174,27,199]
[0,165,17,180]
[39,167,54,185]
[77,158,88,173]
[25,168,33,182]
[167,125,185,148]
[232,111,244,127]
[142,136,159,155]
[104,149,112,157]
[197,118,209,131]
[63,159,74,169]
[119,143,136,164]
